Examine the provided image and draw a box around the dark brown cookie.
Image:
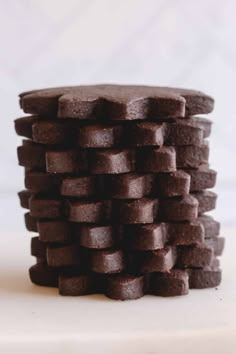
[147,116,212,138]
[115,198,159,224]
[150,269,189,296]
[59,272,93,296]
[176,245,213,268]
[205,237,225,256]
[164,120,203,146]
[192,191,217,214]
[79,225,114,249]
[130,122,164,146]
[107,170,190,199]
[29,195,64,218]
[164,117,212,137]
[108,173,152,199]
[139,247,176,273]
[89,149,134,174]
[60,176,98,197]
[153,170,190,197]
[24,212,38,232]
[25,171,61,193]
[91,273,108,294]
[47,244,80,267]
[161,195,198,221]
[18,190,32,209]
[185,166,217,191]
[36,257,47,264]
[106,274,145,300]
[20,85,214,119]
[193,117,212,138]
[175,142,209,168]
[137,146,176,173]
[31,237,47,258]
[29,263,59,287]
[76,123,123,148]
[198,215,220,238]
[165,220,204,246]
[130,118,210,147]
[67,200,112,223]
[38,220,71,243]
[89,249,125,274]
[14,115,38,138]
[32,120,71,145]
[122,223,166,251]
[188,264,221,289]
[105,171,190,199]
[46,149,88,174]
[17,140,46,169]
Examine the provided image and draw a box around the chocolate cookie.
[108,173,152,199]
[122,223,166,251]
[110,171,190,199]
[24,212,38,232]
[115,198,159,224]
[32,120,71,145]
[79,225,115,249]
[46,149,88,174]
[150,269,189,296]
[185,166,217,191]
[153,170,190,197]
[137,146,176,173]
[76,123,123,148]
[14,115,38,139]
[139,247,176,273]
[192,191,217,214]
[38,220,72,243]
[36,257,47,264]
[192,117,212,138]
[188,263,221,289]
[60,176,98,197]
[29,195,64,218]
[205,237,225,256]
[130,122,164,146]
[159,117,212,138]
[59,272,93,296]
[17,140,46,169]
[176,245,213,268]
[20,85,214,119]
[106,274,145,300]
[31,237,47,258]
[67,200,112,223]
[89,249,125,274]
[165,220,204,246]
[91,273,108,294]
[29,263,59,287]
[175,142,209,168]
[47,244,80,267]
[15,84,221,300]
[161,195,198,221]
[164,120,203,146]
[25,171,61,193]
[198,215,220,238]
[89,149,134,174]
[18,190,32,209]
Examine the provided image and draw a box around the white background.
[0,0,235,230]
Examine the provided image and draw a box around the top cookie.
[19,85,214,120]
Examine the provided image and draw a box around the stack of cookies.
[15,85,224,300]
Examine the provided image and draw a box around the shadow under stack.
[15,85,224,300]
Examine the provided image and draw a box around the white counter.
[0,230,235,354]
